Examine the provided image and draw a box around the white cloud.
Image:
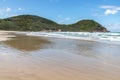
[0,7,12,18]
[18,8,22,10]
[64,18,71,21]
[0,7,25,18]
[101,5,115,9]
[0,7,11,12]
[18,8,25,11]
[105,9,118,15]
[6,7,11,12]
[100,5,120,15]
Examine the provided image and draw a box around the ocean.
[18,32,120,42]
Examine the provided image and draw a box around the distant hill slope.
[0,15,108,32]
[67,20,108,32]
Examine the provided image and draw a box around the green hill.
[67,20,107,32]
[0,15,108,32]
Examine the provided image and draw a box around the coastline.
[0,31,120,80]
[0,31,16,41]
[1,32,120,80]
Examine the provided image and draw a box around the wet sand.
[0,33,120,80]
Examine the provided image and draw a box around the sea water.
[17,32,120,42]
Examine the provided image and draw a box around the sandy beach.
[0,32,120,80]
[0,31,16,41]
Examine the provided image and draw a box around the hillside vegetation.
[0,15,108,32]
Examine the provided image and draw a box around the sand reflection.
[3,35,51,51]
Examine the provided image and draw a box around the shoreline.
[0,31,16,41]
[0,31,120,80]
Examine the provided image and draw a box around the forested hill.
[0,15,108,32]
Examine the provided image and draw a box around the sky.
[0,0,120,32]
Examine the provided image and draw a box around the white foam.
[17,32,120,42]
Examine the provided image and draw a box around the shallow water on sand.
[0,34,120,80]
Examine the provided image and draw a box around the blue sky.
[0,0,120,32]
